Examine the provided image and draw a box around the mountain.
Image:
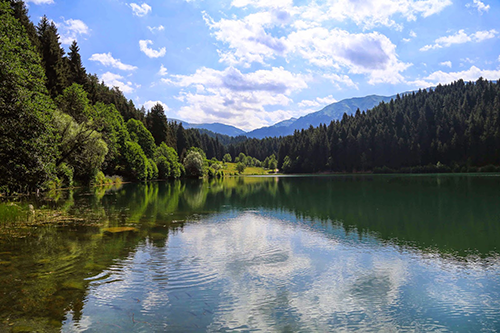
[170,119,246,137]
[246,95,395,139]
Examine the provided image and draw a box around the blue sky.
[26,0,500,131]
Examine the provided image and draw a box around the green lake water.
[0,174,499,332]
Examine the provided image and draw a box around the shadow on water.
[0,174,499,331]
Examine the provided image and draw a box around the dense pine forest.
[1,0,500,195]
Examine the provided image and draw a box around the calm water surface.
[1,175,500,332]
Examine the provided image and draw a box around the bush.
[236,162,246,174]
[183,151,204,177]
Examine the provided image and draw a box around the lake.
[1,175,499,332]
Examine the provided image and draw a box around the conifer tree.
[37,16,68,97]
[68,40,87,86]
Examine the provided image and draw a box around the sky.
[26,0,500,131]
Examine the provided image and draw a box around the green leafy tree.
[183,150,204,178]
[55,83,94,123]
[93,102,131,175]
[123,141,149,181]
[127,118,156,159]
[282,156,292,173]
[236,162,246,174]
[0,3,58,193]
[156,142,182,178]
[53,110,108,182]
[223,153,232,163]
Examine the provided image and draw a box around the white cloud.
[147,25,165,33]
[298,95,337,108]
[139,40,166,58]
[89,53,137,71]
[466,0,490,13]
[56,19,89,45]
[158,64,168,76]
[204,11,289,67]
[299,0,452,30]
[287,28,411,84]
[100,72,135,93]
[129,3,151,17]
[205,10,409,84]
[231,0,293,8]
[411,66,500,87]
[440,61,452,68]
[420,29,498,51]
[163,66,309,130]
[410,30,417,38]
[143,100,169,111]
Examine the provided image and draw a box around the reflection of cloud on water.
[177,212,413,331]
[65,210,500,331]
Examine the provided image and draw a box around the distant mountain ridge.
[169,119,246,137]
[171,94,396,139]
[245,94,395,139]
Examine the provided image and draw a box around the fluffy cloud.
[411,66,500,87]
[163,66,309,130]
[89,53,137,71]
[100,72,136,93]
[287,28,410,84]
[205,8,410,84]
[298,0,452,30]
[466,0,490,13]
[204,11,289,67]
[139,40,166,58]
[440,61,452,68]
[158,64,168,76]
[147,25,165,33]
[143,100,169,111]
[420,29,498,51]
[129,3,151,17]
[56,19,89,45]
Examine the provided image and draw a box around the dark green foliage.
[55,83,94,123]
[0,2,58,193]
[127,119,156,159]
[9,0,40,51]
[146,103,170,146]
[68,41,87,86]
[37,15,69,98]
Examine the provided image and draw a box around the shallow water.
[1,175,500,332]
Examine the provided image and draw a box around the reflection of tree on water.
[1,175,499,331]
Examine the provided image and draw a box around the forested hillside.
[231,79,500,174]
[0,0,229,194]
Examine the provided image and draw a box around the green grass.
[222,163,274,175]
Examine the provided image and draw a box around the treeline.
[228,78,500,174]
